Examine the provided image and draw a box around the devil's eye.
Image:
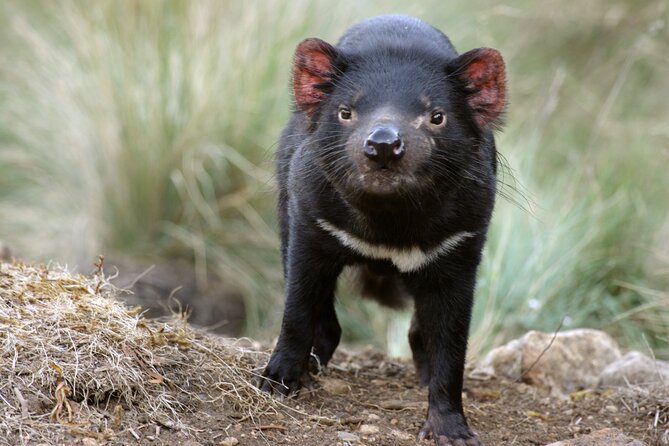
[338,106,352,121]
[430,111,446,126]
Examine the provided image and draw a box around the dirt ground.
[4,263,666,446]
[103,348,667,446]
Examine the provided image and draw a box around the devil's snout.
[363,126,405,166]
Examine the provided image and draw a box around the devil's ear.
[292,38,339,117]
[449,48,507,129]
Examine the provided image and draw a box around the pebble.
[379,399,425,410]
[323,378,351,395]
[219,438,239,446]
[390,429,415,441]
[337,431,359,442]
[359,424,379,435]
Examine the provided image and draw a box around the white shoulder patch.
[316,219,474,273]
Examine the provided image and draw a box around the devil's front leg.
[308,298,342,373]
[405,248,483,446]
[259,224,343,396]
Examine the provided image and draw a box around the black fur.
[260,15,506,445]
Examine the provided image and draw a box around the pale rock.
[390,429,415,441]
[545,428,644,445]
[323,378,351,395]
[337,431,359,442]
[472,329,621,395]
[599,351,669,388]
[359,424,379,435]
[470,338,523,379]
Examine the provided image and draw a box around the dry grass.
[616,385,669,445]
[0,260,278,445]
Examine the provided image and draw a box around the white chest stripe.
[316,219,475,273]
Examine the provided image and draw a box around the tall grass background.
[1,0,667,358]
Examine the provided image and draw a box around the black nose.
[364,127,405,165]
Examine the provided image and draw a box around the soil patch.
[125,349,667,446]
[2,261,667,446]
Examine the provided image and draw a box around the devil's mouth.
[356,170,416,196]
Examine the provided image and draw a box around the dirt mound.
[1,261,667,445]
[0,260,274,445]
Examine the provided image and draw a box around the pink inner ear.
[461,48,507,128]
[292,39,337,117]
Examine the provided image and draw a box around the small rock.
[390,429,414,441]
[337,431,359,442]
[472,329,621,396]
[219,438,239,446]
[367,413,380,421]
[471,338,523,380]
[379,399,425,410]
[359,424,379,435]
[323,378,351,395]
[599,351,669,388]
[545,428,644,445]
[605,405,618,413]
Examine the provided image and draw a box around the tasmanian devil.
[259,14,506,445]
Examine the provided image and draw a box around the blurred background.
[0,0,667,359]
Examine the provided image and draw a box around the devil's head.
[292,31,506,208]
